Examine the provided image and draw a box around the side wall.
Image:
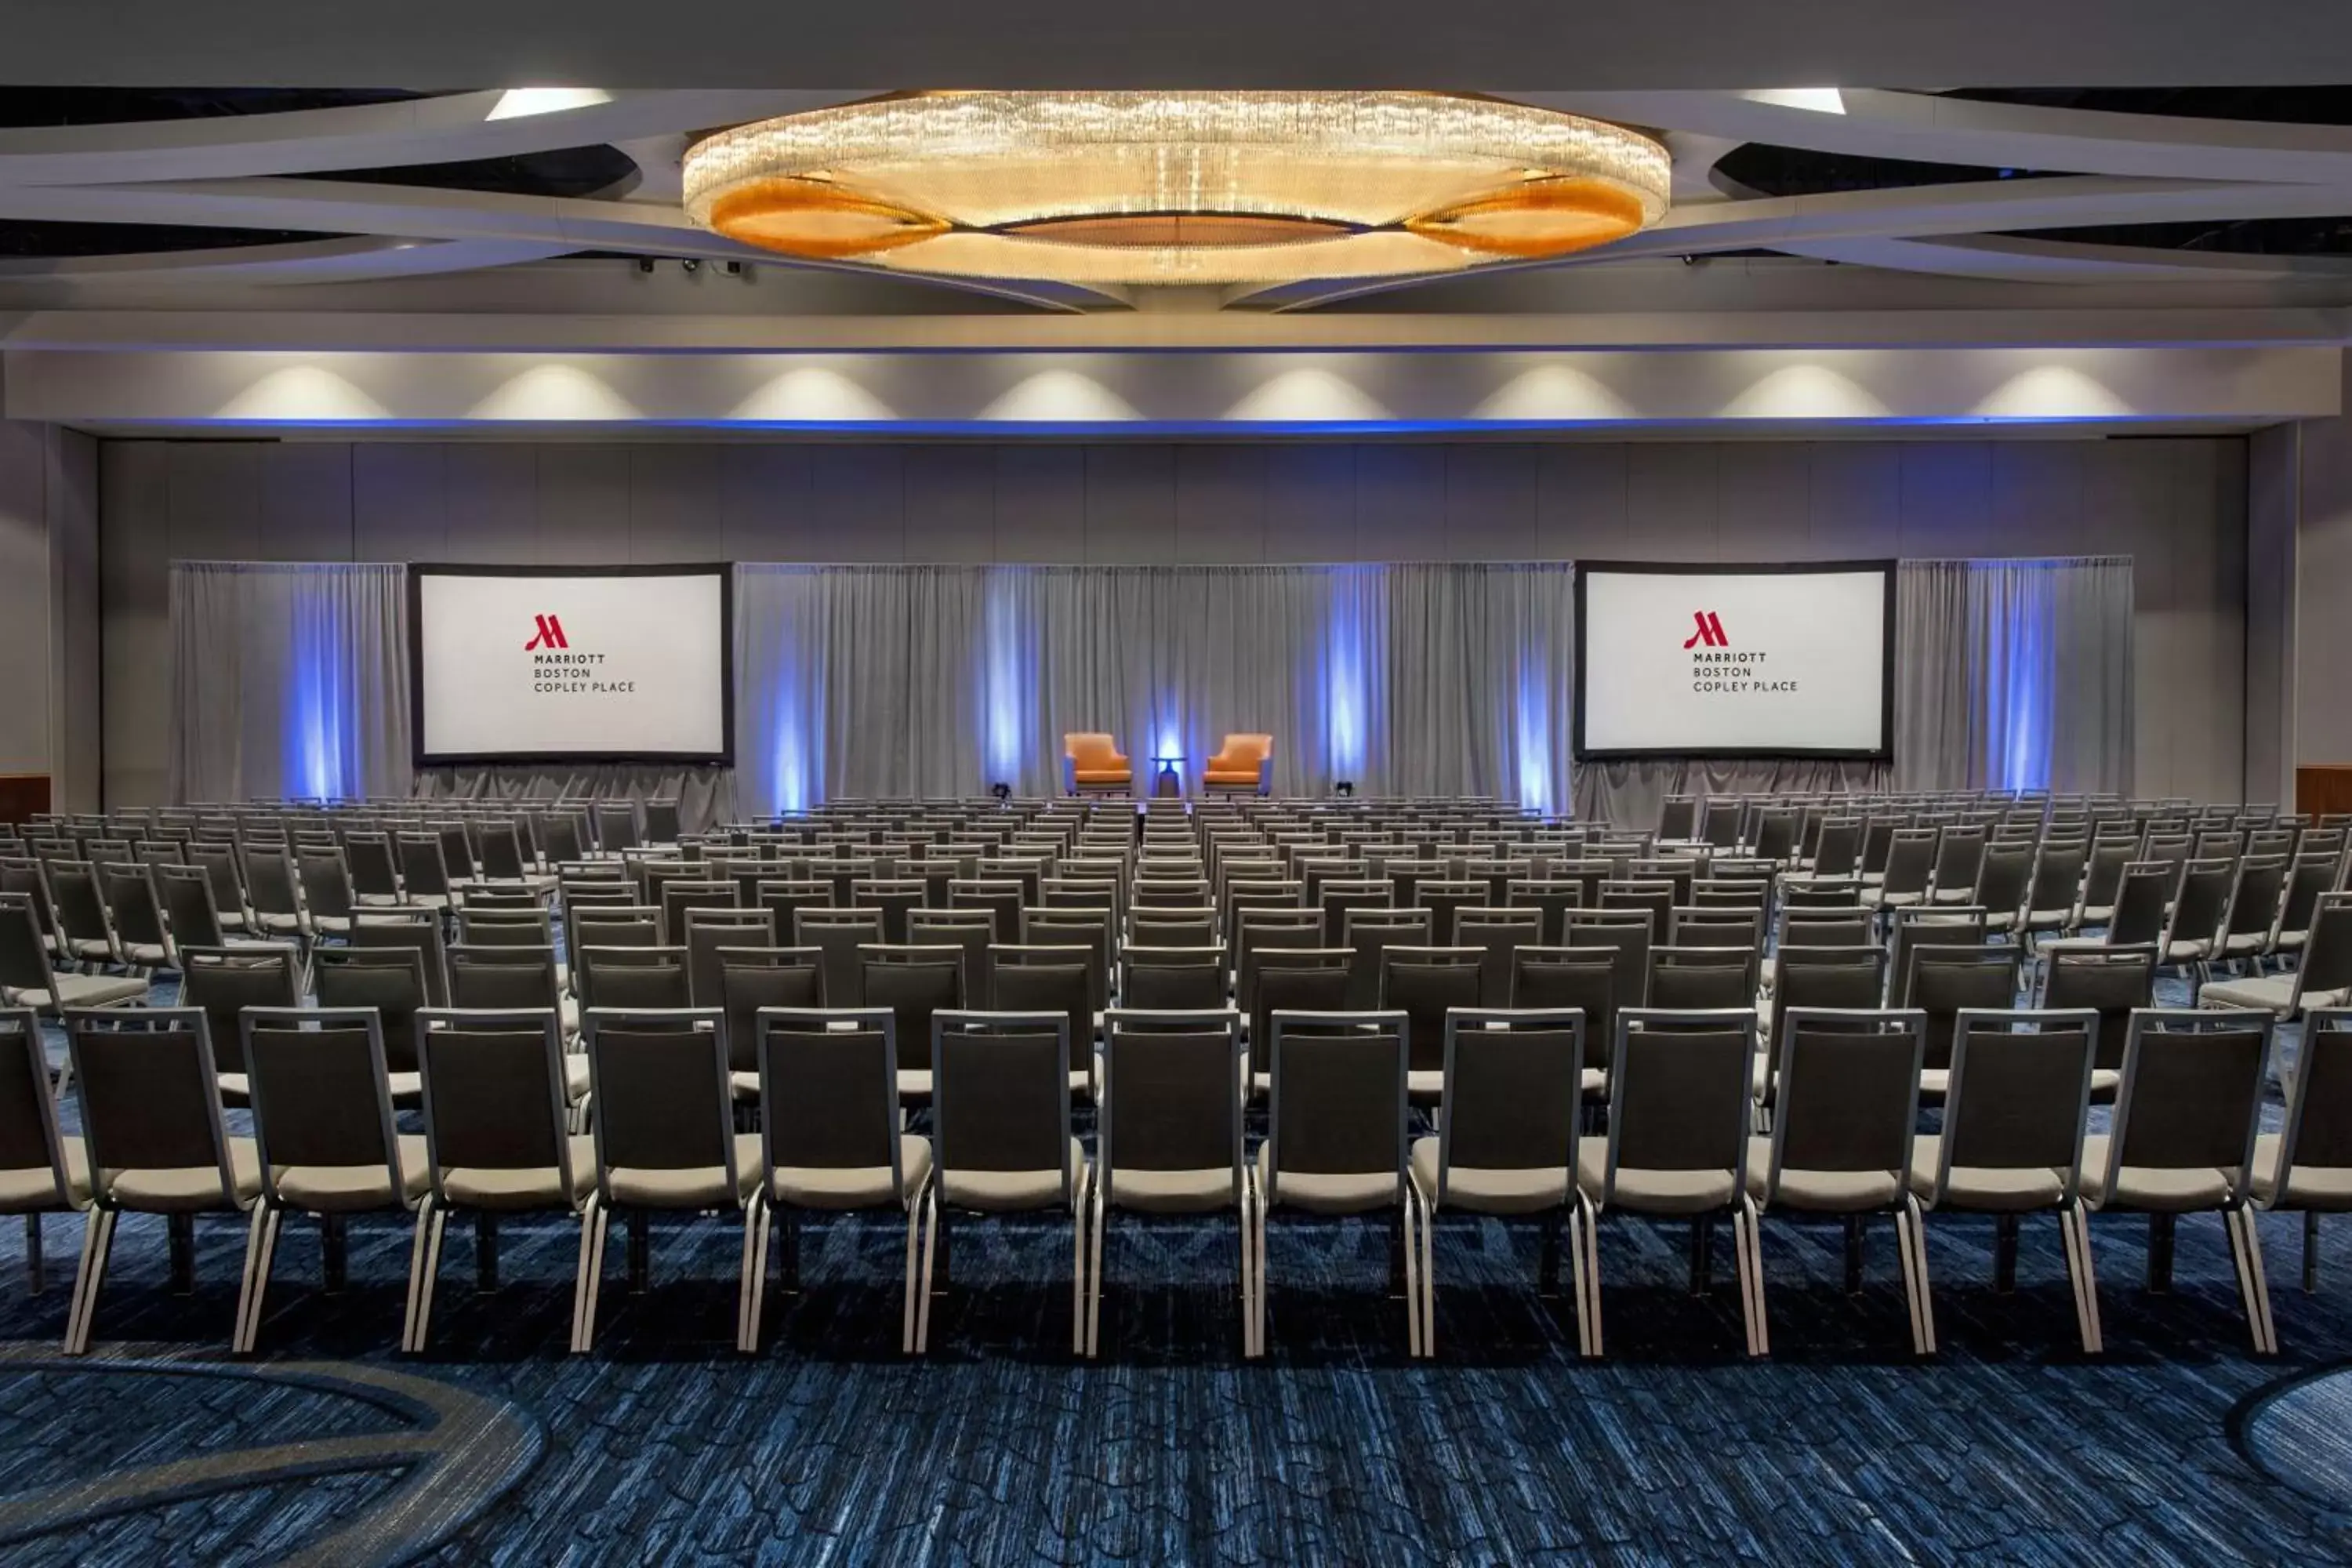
[97,437,2249,807]
[0,422,100,811]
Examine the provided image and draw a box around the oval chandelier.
[681,91,1671,289]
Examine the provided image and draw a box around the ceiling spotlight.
[682,91,1670,289]
[635,257,655,274]
[723,260,746,276]
[681,257,701,274]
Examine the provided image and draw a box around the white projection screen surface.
[410,566,733,765]
[1574,563,1895,760]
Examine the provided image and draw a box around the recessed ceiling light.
[486,88,614,122]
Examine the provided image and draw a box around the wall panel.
[96,436,2252,804]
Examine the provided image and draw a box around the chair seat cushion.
[1073,769,1131,785]
[772,1135,931,1210]
[1747,1138,1903,1210]
[2200,974,2328,1014]
[274,1133,431,1212]
[896,1069,932,1102]
[0,1137,89,1211]
[1577,1142,1734,1214]
[563,1055,590,1103]
[1410,1138,1566,1214]
[2078,1134,2238,1211]
[1255,1142,1396,1214]
[103,1137,261,1212]
[1203,771,1261,787]
[20,974,149,1011]
[942,1138,1085,1211]
[607,1134,763,1208]
[1108,1164,1240,1214]
[2252,1132,2352,1210]
[1906,1134,2067,1210]
[439,1134,597,1210]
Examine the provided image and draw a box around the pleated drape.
[167,555,2132,828]
[735,562,1577,808]
[169,562,411,804]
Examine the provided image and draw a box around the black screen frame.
[1571,559,1897,763]
[408,562,736,768]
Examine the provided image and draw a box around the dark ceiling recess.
[1715,136,2352,257]
[0,87,425,125]
[0,222,334,258]
[318,146,638,199]
[1947,85,2352,125]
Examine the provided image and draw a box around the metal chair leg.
[400,1196,435,1355]
[1084,1175,1106,1359]
[408,1206,448,1355]
[22,1214,42,1294]
[1736,1196,1769,1357]
[897,1181,924,1356]
[913,1186,938,1354]
[2304,1210,2321,1294]
[736,1195,766,1356]
[1402,1195,1423,1359]
[65,1209,116,1356]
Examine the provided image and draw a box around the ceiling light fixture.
[681,91,1671,289]
[486,87,614,122]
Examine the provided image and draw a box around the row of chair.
[5,998,2335,1362]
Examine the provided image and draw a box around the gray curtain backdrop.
[1893,557,2136,797]
[735,562,1578,810]
[168,555,2131,826]
[170,562,411,804]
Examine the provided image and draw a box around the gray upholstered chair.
[1379,946,1485,1102]
[408,1007,597,1354]
[749,1007,931,1353]
[2082,1007,2278,1354]
[235,1007,424,1353]
[180,944,304,1107]
[575,1008,757,1353]
[2252,1007,2352,1305]
[1578,1007,1764,1356]
[1409,1008,1588,1357]
[717,947,826,1102]
[1089,1009,1248,1356]
[1118,945,1227,1011]
[63,1007,258,1354]
[1911,1007,2104,1352]
[1749,1007,1933,1356]
[1251,1009,1415,1358]
[0,1007,86,1296]
[2203,893,2352,1021]
[921,1010,1090,1354]
[0,893,147,1017]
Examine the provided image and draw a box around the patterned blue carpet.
[5,984,2352,1563]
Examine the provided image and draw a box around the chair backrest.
[908,907,1000,1010]
[1510,946,1616,1069]
[1973,841,2037,920]
[683,906,776,1008]
[1264,1010,1407,1201]
[988,944,1094,1053]
[1453,906,1542,1006]
[350,910,452,1006]
[416,1009,574,1193]
[576,945,693,1012]
[862,945,966,1074]
[294,847,355,923]
[67,1007,235,1201]
[1563,909,1651,1009]
[311,946,430,1073]
[1887,906,1990,1001]
[2092,862,2173,948]
[2220,855,2289,942]
[1667,906,1762,951]
[2021,842,2087,919]
[179,945,303,1076]
[1647,945,1758,1011]
[2278,855,2339,938]
[2278,1009,2352,1185]
[1378,946,1483,1072]
[1432,1009,1582,1200]
[1100,1010,1242,1192]
[1929,826,1987,895]
[2103,1010,2273,1197]
[1599,1009,1758,1193]
[2038,946,2156,1070]
[241,1007,401,1201]
[2294,895,2352,1004]
[154,862,229,948]
[757,1007,905,1196]
[241,847,301,916]
[456,906,554,949]
[1898,946,2021,1069]
[932,1010,1076,1195]
[2161,858,2236,953]
[447,943,562,1013]
[1119,945,1227,1011]
[0,1008,70,1203]
[1879,829,1938,896]
[715,947,826,1072]
[1937,1008,2098,1200]
[584,1009,735,1197]
[793,908,885,1007]
[1771,944,1886,1012]
[1762,1008,1925,1198]
[1247,949,1352,1067]
[1236,906,1327,1004]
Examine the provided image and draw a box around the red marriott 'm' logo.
[1682,611,1728,649]
[524,614,568,652]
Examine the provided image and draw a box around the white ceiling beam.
[9,346,2334,434]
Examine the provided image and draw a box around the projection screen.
[410,564,733,766]
[1574,561,1895,760]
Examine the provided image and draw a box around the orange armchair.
[1062,731,1133,795]
[1203,733,1273,796]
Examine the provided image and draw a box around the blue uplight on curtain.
[1323,568,1371,780]
[286,585,356,800]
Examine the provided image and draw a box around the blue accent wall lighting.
[285,586,353,801]
[1513,649,1556,816]
[1325,572,1369,784]
[983,573,1033,789]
